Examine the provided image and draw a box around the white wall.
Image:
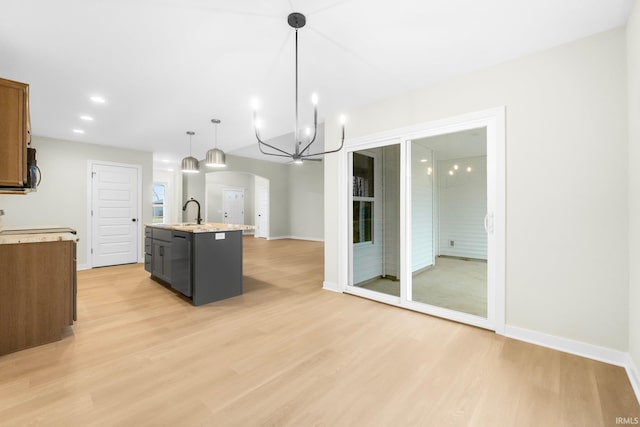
[325,28,628,350]
[627,0,640,376]
[183,154,290,237]
[182,153,324,240]
[437,156,487,259]
[288,161,324,240]
[0,136,153,267]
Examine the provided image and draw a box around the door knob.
[132,218,137,222]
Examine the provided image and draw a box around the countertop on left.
[0,226,78,245]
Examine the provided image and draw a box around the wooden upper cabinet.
[0,77,30,187]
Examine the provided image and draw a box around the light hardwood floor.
[0,237,638,426]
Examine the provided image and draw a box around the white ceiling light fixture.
[80,115,94,121]
[251,12,345,164]
[181,131,200,174]
[73,129,85,134]
[90,96,106,103]
[205,119,226,168]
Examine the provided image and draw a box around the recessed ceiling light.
[161,159,170,163]
[80,115,94,121]
[73,129,85,134]
[467,167,472,172]
[420,159,427,163]
[90,96,106,103]
[167,168,174,172]
[453,164,459,170]
[449,170,454,175]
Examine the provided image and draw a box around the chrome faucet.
[182,198,202,224]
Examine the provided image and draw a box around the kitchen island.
[145,223,254,306]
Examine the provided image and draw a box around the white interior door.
[254,176,270,239]
[223,188,244,225]
[91,163,139,267]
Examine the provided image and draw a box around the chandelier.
[251,12,345,164]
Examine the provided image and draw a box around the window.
[353,153,374,244]
[152,183,166,223]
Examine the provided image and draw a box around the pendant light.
[181,131,200,174]
[206,118,226,168]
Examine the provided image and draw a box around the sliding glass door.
[350,144,401,299]
[343,108,504,331]
[409,129,488,318]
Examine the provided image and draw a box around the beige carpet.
[357,256,487,317]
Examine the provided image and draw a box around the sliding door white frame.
[340,107,505,333]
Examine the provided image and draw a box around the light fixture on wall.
[206,119,226,168]
[181,131,200,174]
[251,12,345,163]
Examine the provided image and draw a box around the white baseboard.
[626,355,640,405]
[289,235,324,242]
[504,325,628,367]
[268,235,324,242]
[322,281,342,292]
[77,263,90,271]
[505,325,640,404]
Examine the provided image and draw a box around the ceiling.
[415,128,486,160]
[0,0,632,169]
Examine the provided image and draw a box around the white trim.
[322,281,342,292]
[504,325,628,367]
[87,160,144,268]
[339,106,506,333]
[268,235,324,242]
[76,263,91,271]
[626,355,640,405]
[288,236,324,242]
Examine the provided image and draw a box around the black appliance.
[26,148,40,189]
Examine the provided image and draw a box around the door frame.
[221,187,245,225]
[339,107,506,334]
[87,160,143,268]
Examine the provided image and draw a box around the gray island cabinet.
[145,223,254,306]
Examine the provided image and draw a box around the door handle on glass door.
[484,213,494,234]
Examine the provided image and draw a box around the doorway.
[90,161,141,267]
[222,188,245,225]
[254,176,270,239]
[342,107,505,332]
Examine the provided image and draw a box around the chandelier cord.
[295,27,299,156]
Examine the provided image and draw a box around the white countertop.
[0,226,78,245]
[147,222,255,233]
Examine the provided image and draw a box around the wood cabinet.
[0,239,76,356]
[0,77,31,187]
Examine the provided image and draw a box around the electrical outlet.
[449,240,455,247]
